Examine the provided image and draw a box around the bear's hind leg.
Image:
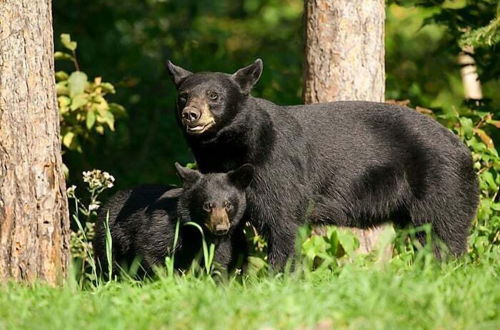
[409,199,471,258]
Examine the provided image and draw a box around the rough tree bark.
[0,0,70,283]
[303,0,392,255]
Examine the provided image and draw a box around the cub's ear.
[166,61,192,87]
[232,59,263,95]
[175,162,201,188]
[228,164,254,190]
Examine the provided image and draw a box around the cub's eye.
[207,91,218,101]
[223,200,232,210]
[203,202,214,212]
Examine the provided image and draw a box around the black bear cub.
[93,163,253,276]
[167,59,479,269]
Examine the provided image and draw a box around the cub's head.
[167,59,263,137]
[175,163,254,236]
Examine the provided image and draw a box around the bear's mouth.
[185,120,215,135]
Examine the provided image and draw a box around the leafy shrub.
[55,34,125,155]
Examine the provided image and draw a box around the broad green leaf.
[86,110,96,129]
[325,228,339,256]
[481,172,497,190]
[337,230,359,257]
[459,117,474,138]
[60,34,77,51]
[302,236,327,259]
[70,93,88,111]
[68,71,88,97]
[102,111,115,131]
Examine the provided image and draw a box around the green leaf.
[58,96,71,114]
[68,72,88,97]
[60,34,77,51]
[95,126,104,135]
[100,82,116,94]
[54,51,74,62]
[109,103,127,118]
[102,111,115,131]
[459,117,474,138]
[62,132,75,148]
[302,236,327,259]
[56,81,69,96]
[70,93,88,111]
[336,230,359,257]
[86,110,96,129]
[481,172,497,190]
[55,71,69,81]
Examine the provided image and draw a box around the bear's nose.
[182,107,201,123]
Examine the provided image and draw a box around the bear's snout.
[182,106,201,123]
[181,98,216,135]
[206,207,230,235]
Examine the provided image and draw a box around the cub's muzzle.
[205,207,230,236]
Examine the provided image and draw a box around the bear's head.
[166,59,263,137]
[174,163,254,236]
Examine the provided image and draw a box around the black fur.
[93,165,252,276]
[167,60,480,269]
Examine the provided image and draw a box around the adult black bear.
[167,59,479,269]
[93,163,253,276]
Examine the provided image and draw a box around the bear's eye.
[203,202,214,212]
[179,93,188,105]
[207,91,218,101]
[223,200,232,210]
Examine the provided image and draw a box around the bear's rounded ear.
[175,162,201,188]
[166,61,193,88]
[232,59,263,95]
[228,163,254,190]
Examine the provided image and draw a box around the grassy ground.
[1,250,498,330]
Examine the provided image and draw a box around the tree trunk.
[303,0,392,256]
[458,46,483,100]
[0,0,70,284]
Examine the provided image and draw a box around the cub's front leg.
[210,227,248,275]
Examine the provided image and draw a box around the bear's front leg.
[211,238,233,273]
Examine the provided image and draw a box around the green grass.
[1,250,498,330]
